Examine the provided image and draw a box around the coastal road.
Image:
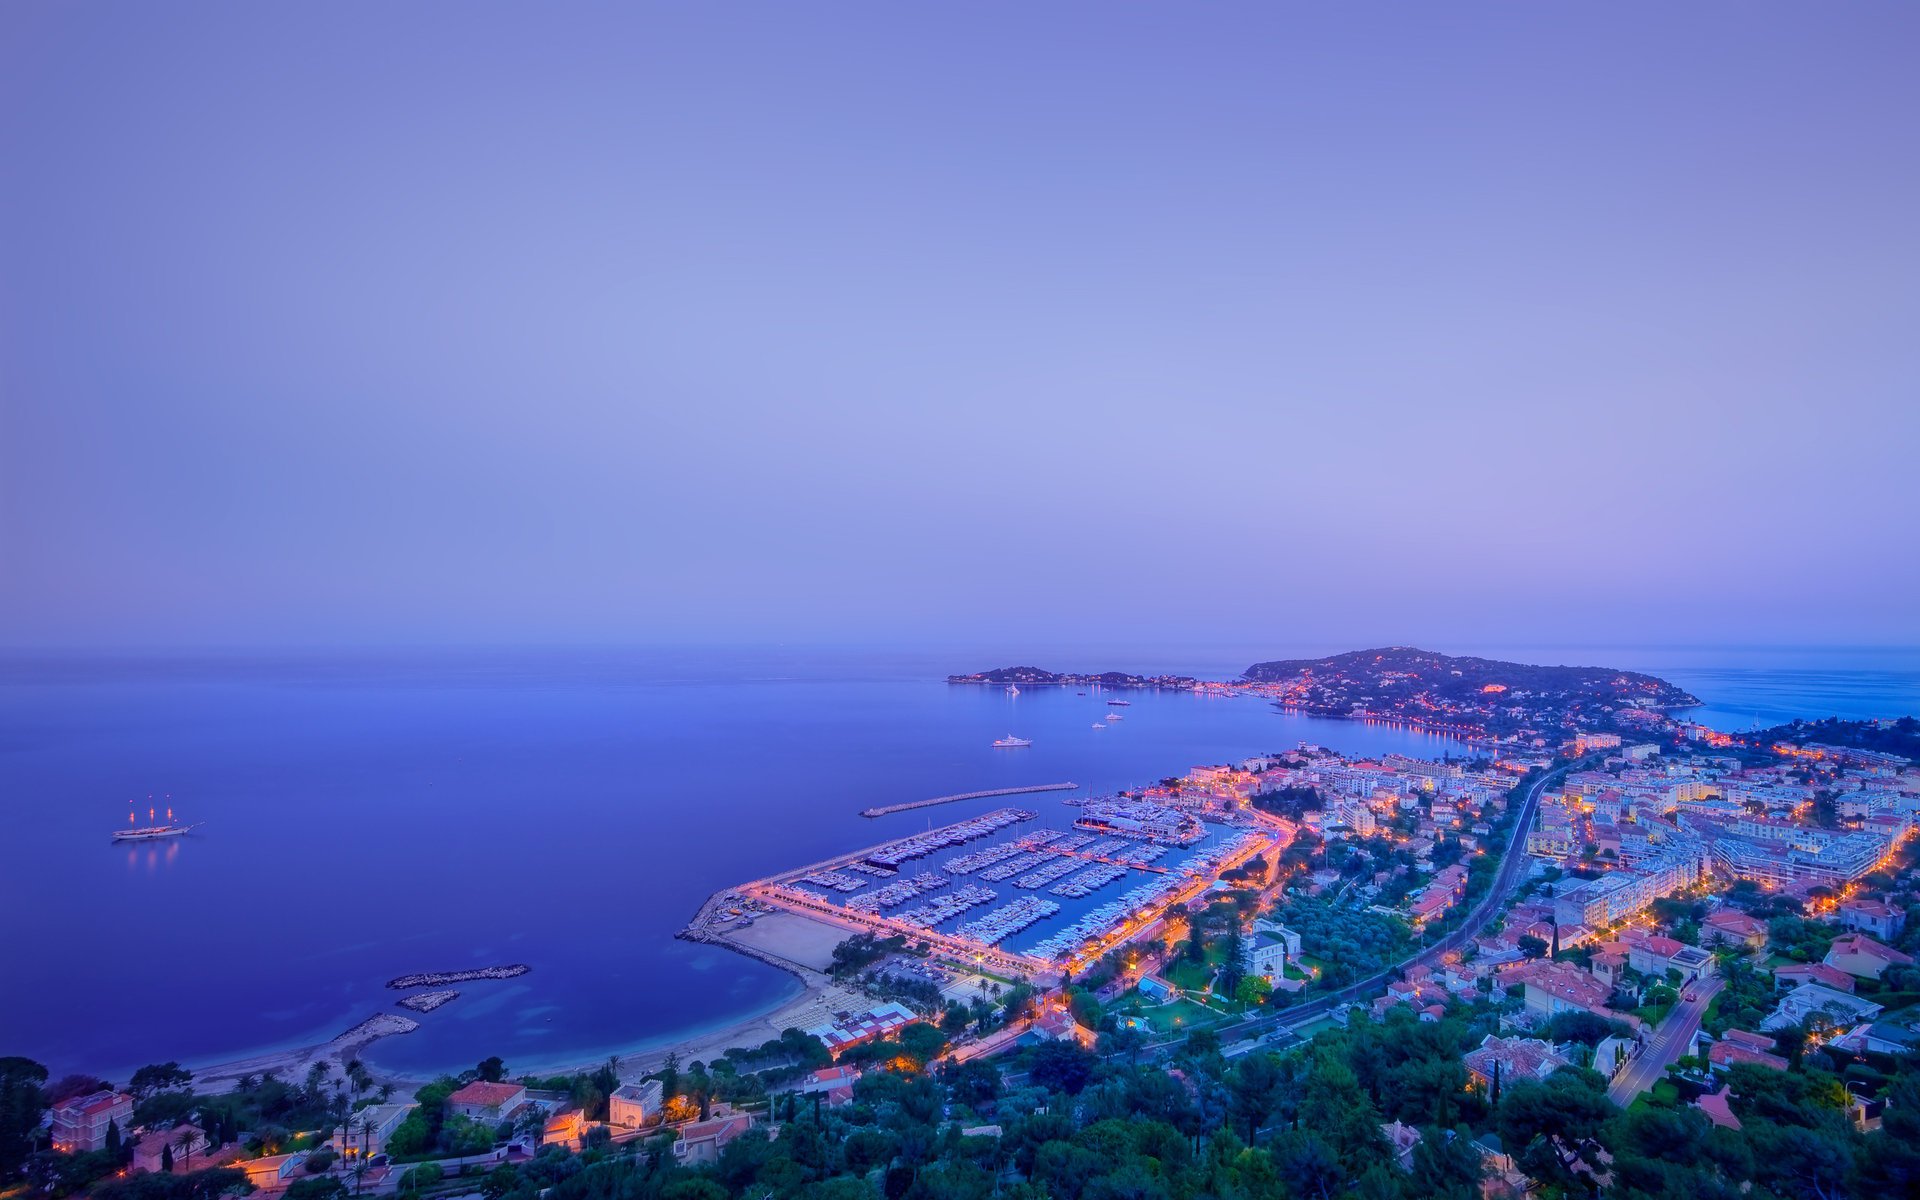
[1607,975,1724,1107]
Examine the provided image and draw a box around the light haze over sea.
[1,642,1914,1080]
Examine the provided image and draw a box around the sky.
[2,4,1917,653]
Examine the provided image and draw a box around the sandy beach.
[187,909,867,1094]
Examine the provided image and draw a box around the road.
[1606,975,1723,1107]
[1143,756,1583,1052]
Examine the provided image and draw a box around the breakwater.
[860,781,1078,818]
[386,964,529,989]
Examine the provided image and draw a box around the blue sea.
[1,644,1914,1080]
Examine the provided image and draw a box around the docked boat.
[992,735,1033,748]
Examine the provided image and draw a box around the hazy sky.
[3,5,1916,651]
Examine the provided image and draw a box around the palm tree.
[350,1111,376,1162]
[175,1127,197,1172]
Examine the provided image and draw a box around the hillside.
[1242,646,1698,737]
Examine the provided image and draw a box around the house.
[1462,1035,1571,1091]
[1823,933,1915,981]
[1772,962,1855,993]
[331,1102,417,1160]
[1763,982,1884,1031]
[132,1125,207,1173]
[1500,960,1639,1029]
[446,1080,529,1124]
[1703,910,1768,951]
[1588,944,1630,987]
[608,1080,665,1130]
[671,1110,755,1166]
[1624,932,1714,982]
[49,1090,135,1154]
[1032,1008,1097,1048]
[1380,1120,1421,1172]
[1708,1030,1788,1072]
[1834,1021,1920,1057]
[239,1151,310,1191]
[1837,899,1906,941]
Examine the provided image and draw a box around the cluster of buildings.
[1527,745,1920,932]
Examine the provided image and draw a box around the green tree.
[0,1057,49,1182]
[129,1063,193,1100]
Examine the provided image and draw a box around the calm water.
[1,644,1913,1079]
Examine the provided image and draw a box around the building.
[1242,919,1302,981]
[1764,983,1883,1032]
[331,1102,417,1160]
[1773,962,1856,992]
[1462,1035,1571,1091]
[1703,910,1768,951]
[804,1001,917,1053]
[49,1090,134,1154]
[1837,900,1908,941]
[608,1080,665,1131]
[446,1080,530,1124]
[1824,934,1915,982]
[1500,959,1637,1029]
[240,1152,310,1191]
[1708,1030,1788,1073]
[132,1125,207,1174]
[1624,933,1715,983]
[1031,1008,1097,1048]
[671,1110,755,1166]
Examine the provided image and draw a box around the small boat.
[1108,700,1132,706]
[992,735,1033,748]
[1092,723,1106,729]
[1006,684,1021,696]
[1105,712,1124,721]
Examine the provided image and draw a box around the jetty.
[860,781,1079,818]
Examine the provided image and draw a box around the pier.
[861,781,1079,818]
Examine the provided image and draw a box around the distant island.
[954,646,1703,742]
[947,665,1198,688]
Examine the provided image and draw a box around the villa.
[609,1080,665,1130]
[446,1080,530,1124]
[1823,933,1914,981]
[49,1090,134,1154]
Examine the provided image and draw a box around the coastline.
[185,909,862,1094]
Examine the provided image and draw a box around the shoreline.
[184,914,860,1094]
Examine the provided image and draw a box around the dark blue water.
[2,645,1912,1079]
